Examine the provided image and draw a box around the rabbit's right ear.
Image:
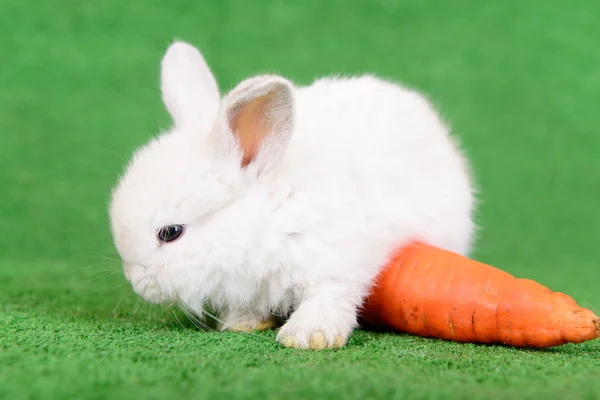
[160,41,220,133]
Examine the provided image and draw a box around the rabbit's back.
[279,75,475,256]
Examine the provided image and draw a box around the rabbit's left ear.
[160,41,220,133]
[217,75,295,172]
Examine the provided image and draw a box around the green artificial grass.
[1,1,599,399]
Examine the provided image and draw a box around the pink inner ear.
[229,93,273,167]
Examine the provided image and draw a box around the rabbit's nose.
[124,264,165,304]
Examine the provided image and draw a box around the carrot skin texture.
[361,242,600,348]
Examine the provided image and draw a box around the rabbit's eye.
[157,225,184,243]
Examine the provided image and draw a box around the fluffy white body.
[109,41,476,349]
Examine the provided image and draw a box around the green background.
[1,1,599,399]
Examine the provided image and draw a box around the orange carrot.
[360,241,600,348]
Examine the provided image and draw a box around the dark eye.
[157,225,184,243]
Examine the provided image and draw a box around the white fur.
[161,41,220,133]
[109,41,476,349]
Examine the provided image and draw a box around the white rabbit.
[109,41,476,350]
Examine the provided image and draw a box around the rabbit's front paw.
[218,311,278,332]
[276,300,354,350]
[278,330,347,350]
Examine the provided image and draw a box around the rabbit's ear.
[220,75,295,172]
[160,41,220,132]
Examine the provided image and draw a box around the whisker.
[127,298,142,321]
[203,311,246,335]
[94,144,128,164]
[168,305,188,330]
[128,277,155,322]
[129,275,150,289]
[160,307,165,327]
[149,304,158,329]
[178,307,204,331]
[81,270,121,284]
[84,254,121,263]
[74,260,117,272]
[69,139,129,164]
[178,304,216,332]
[191,310,217,331]
[115,280,131,290]
[77,269,121,279]
[161,307,169,327]
[199,308,228,330]
[178,306,208,331]
[113,290,135,316]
